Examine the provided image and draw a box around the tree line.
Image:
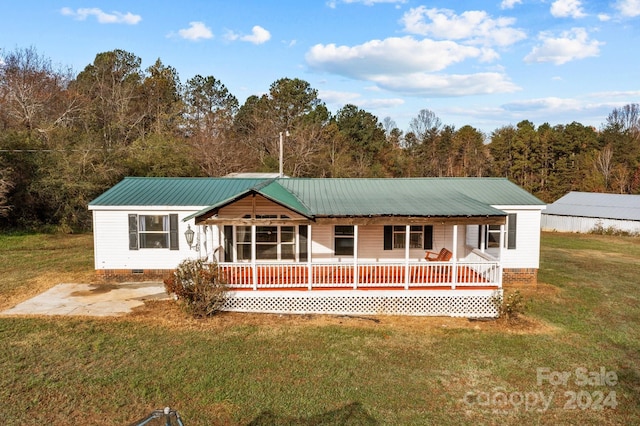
[1,47,639,232]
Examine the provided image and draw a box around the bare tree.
[606,104,640,137]
[0,46,80,138]
[409,109,442,142]
[595,144,613,190]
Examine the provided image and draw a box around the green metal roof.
[90,177,544,219]
[88,177,267,207]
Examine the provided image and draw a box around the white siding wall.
[498,207,541,269]
[92,208,202,270]
[461,207,543,269]
[92,203,543,270]
[310,224,454,262]
[541,214,640,234]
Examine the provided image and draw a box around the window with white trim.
[384,225,433,250]
[233,215,297,261]
[334,225,354,256]
[482,214,517,250]
[128,214,179,250]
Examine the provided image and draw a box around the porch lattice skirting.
[222,289,502,318]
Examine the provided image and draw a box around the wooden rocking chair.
[425,247,453,262]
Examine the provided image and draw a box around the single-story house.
[541,191,640,235]
[88,177,545,317]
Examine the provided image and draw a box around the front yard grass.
[0,232,639,425]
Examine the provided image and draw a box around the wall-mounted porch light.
[184,224,198,251]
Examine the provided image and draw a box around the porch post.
[353,225,359,289]
[451,225,458,289]
[404,225,410,290]
[498,223,504,288]
[307,224,312,290]
[480,225,486,252]
[251,225,257,291]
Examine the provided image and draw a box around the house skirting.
[96,269,172,280]
[222,289,501,318]
[502,268,538,286]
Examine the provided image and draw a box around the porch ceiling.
[197,215,506,226]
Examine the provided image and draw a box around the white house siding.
[462,207,542,270]
[308,224,454,262]
[499,207,542,269]
[541,214,640,234]
[91,207,201,272]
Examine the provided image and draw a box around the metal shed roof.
[90,177,544,219]
[543,191,640,221]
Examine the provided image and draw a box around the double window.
[225,216,300,261]
[235,225,295,260]
[384,225,433,250]
[128,214,179,250]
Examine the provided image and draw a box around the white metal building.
[541,191,640,234]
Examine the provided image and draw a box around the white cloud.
[550,0,586,18]
[401,7,526,47]
[242,26,271,44]
[598,13,611,21]
[319,90,404,109]
[60,7,141,24]
[371,72,520,97]
[615,0,640,17]
[306,35,520,96]
[327,0,407,8]
[177,22,213,41]
[226,26,271,44]
[307,36,487,77]
[500,0,523,9]
[503,97,583,112]
[524,28,603,65]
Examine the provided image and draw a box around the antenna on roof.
[279,130,289,178]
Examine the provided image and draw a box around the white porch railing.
[218,260,501,290]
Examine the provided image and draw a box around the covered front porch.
[186,186,508,317]
[190,216,505,292]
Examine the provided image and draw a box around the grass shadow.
[247,402,377,426]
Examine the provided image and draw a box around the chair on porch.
[425,247,452,262]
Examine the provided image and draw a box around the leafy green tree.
[233,78,326,174]
[334,104,390,177]
[451,125,488,177]
[124,134,202,177]
[139,59,184,137]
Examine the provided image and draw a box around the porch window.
[482,214,517,250]
[334,225,354,256]
[235,224,296,261]
[128,214,179,250]
[384,225,433,250]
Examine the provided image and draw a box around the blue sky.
[2,0,639,134]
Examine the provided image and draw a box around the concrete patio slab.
[1,282,169,317]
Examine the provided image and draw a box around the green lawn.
[1,232,639,425]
